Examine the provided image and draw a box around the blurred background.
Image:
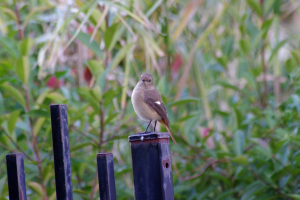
[1,0,300,199]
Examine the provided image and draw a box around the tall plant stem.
[260,0,268,107]
[193,63,213,129]
[24,84,48,200]
[175,2,229,100]
[14,3,23,40]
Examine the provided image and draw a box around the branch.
[24,84,48,200]
[14,3,23,40]
[260,0,268,107]
[247,166,293,200]
[244,125,280,153]
[183,159,228,181]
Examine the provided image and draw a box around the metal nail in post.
[50,104,73,200]
[6,153,27,200]
[129,132,175,200]
[97,153,117,200]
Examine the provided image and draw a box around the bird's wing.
[143,89,170,124]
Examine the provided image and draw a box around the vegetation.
[0,0,300,199]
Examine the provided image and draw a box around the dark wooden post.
[50,104,73,200]
[129,132,175,200]
[97,153,117,200]
[6,153,27,200]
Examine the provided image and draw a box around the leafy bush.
[0,0,300,199]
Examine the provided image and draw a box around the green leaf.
[169,98,199,107]
[273,0,281,15]
[250,138,272,158]
[104,23,119,50]
[75,31,103,59]
[285,58,295,73]
[142,33,165,57]
[234,130,245,155]
[107,25,126,51]
[0,83,26,108]
[105,112,118,124]
[216,56,227,67]
[215,190,234,200]
[215,81,243,92]
[109,43,134,73]
[49,192,56,200]
[55,70,68,78]
[261,18,273,38]
[71,142,91,151]
[291,50,300,65]
[231,155,248,165]
[179,112,201,122]
[265,108,276,128]
[36,89,51,106]
[0,176,6,196]
[87,60,104,78]
[46,92,66,102]
[15,56,30,84]
[28,182,43,196]
[268,39,288,62]
[73,189,89,195]
[233,108,243,129]
[146,0,163,17]
[26,110,49,118]
[92,85,102,102]
[33,118,46,136]
[241,181,264,200]
[76,0,105,31]
[261,18,273,31]
[19,38,34,56]
[246,0,262,16]
[2,7,17,22]
[0,36,19,59]
[288,194,300,200]
[8,110,21,135]
[103,88,122,107]
[23,6,53,29]
[100,1,147,27]
[78,87,99,112]
[239,39,250,55]
[221,36,234,57]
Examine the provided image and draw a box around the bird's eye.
[148,80,151,82]
[142,79,145,82]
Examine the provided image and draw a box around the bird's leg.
[153,121,157,132]
[142,120,152,133]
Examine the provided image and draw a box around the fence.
[5,104,174,200]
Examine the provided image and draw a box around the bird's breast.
[131,88,161,121]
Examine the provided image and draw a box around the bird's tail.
[159,119,177,145]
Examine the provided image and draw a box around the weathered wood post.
[50,104,73,200]
[97,153,117,200]
[129,132,175,200]
[6,153,27,200]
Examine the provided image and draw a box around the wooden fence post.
[97,153,117,200]
[129,132,175,200]
[50,104,73,200]
[6,153,27,200]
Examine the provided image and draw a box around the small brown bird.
[131,73,177,144]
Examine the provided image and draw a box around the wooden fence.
[5,104,174,200]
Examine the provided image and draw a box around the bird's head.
[137,73,154,89]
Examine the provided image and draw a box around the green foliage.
[0,0,300,199]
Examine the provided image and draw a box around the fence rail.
[5,104,174,200]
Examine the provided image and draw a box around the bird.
[131,73,177,144]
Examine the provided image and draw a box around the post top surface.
[128,132,169,142]
[50,104,66,108]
